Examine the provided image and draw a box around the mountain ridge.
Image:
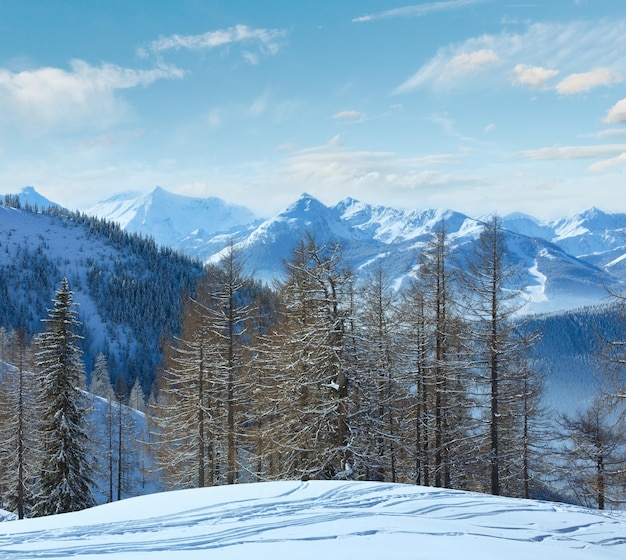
[10,186,626,313]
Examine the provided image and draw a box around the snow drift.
[1,480,625,559]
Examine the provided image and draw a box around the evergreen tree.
[33,278,95,516]
[90,352,116,502]
[151,292,214,488]
[399,223,474,489]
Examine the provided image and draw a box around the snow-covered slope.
[86,186,258,249]
[1,480,625,559]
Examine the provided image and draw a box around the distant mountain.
[2,188,625,416]
[86,186,259,249]
[83,188,624,314]
[217,193,617,313]
[6,186,60,211]
[503,207,626,274]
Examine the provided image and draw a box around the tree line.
[0,280,145,518]
[0,196,204,392]
[1,216,625,519]
[150,217,626,507]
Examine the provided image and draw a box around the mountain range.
[86,186,626,315]
[3,185,625,412]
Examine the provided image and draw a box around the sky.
[1,0,626,220]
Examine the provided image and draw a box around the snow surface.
[1,481,625,559]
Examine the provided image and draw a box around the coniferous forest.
[1,200,626,519]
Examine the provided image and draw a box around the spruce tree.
[33,278,95,516]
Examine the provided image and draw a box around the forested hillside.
[0,197,204,392]
[525,304,624,412]
[2,195,626,519]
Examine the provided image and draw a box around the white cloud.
[580,127,626,139]
[282,137,465,199]
[446,49,501,76]
[332,110,365,120]
[395,20,626,94]
[0,60,182,132]
[555,67,622,94]
[588,152,626,172]
[142,25,285,61]
[353,0,489,23]
[512,64,559,88]
[519,144,626,160]
[604,98,626,124]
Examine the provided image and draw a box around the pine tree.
[90,352,116,502]
[461,217,538,495]
[354,265,402,482]
[152,247,257,488]
[0,328,40,518]
[558,397,626,509]
[267,235,352,480]
[151,292,214,488]
[399,223,473,489]
[33,278,95,516]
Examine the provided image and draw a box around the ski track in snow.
[1,481,626,559]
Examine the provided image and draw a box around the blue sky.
[1,0,626,219]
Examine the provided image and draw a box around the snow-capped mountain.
[86,186,259,249]
[204,193,613,312]
[81,187,626,314]
[11,185,60,210]
[502,207,626,273]
[13,186,626,314]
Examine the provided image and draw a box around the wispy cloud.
[248,91,270,117]
[282,137,466,204]
[583,128,626,139]
[589,152,626,172]
[80,129,145,149]
[519,144,626,160]
[556,67,622,94]
[332,110,365,120]
[139,24,286,62]
[519,142,626,175]
[353,0,489,23]
[0,60,182,132]
[448,49,500,76]
[604,98,626,124]
[394,20,626,94]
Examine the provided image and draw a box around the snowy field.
[1,481,626,559]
